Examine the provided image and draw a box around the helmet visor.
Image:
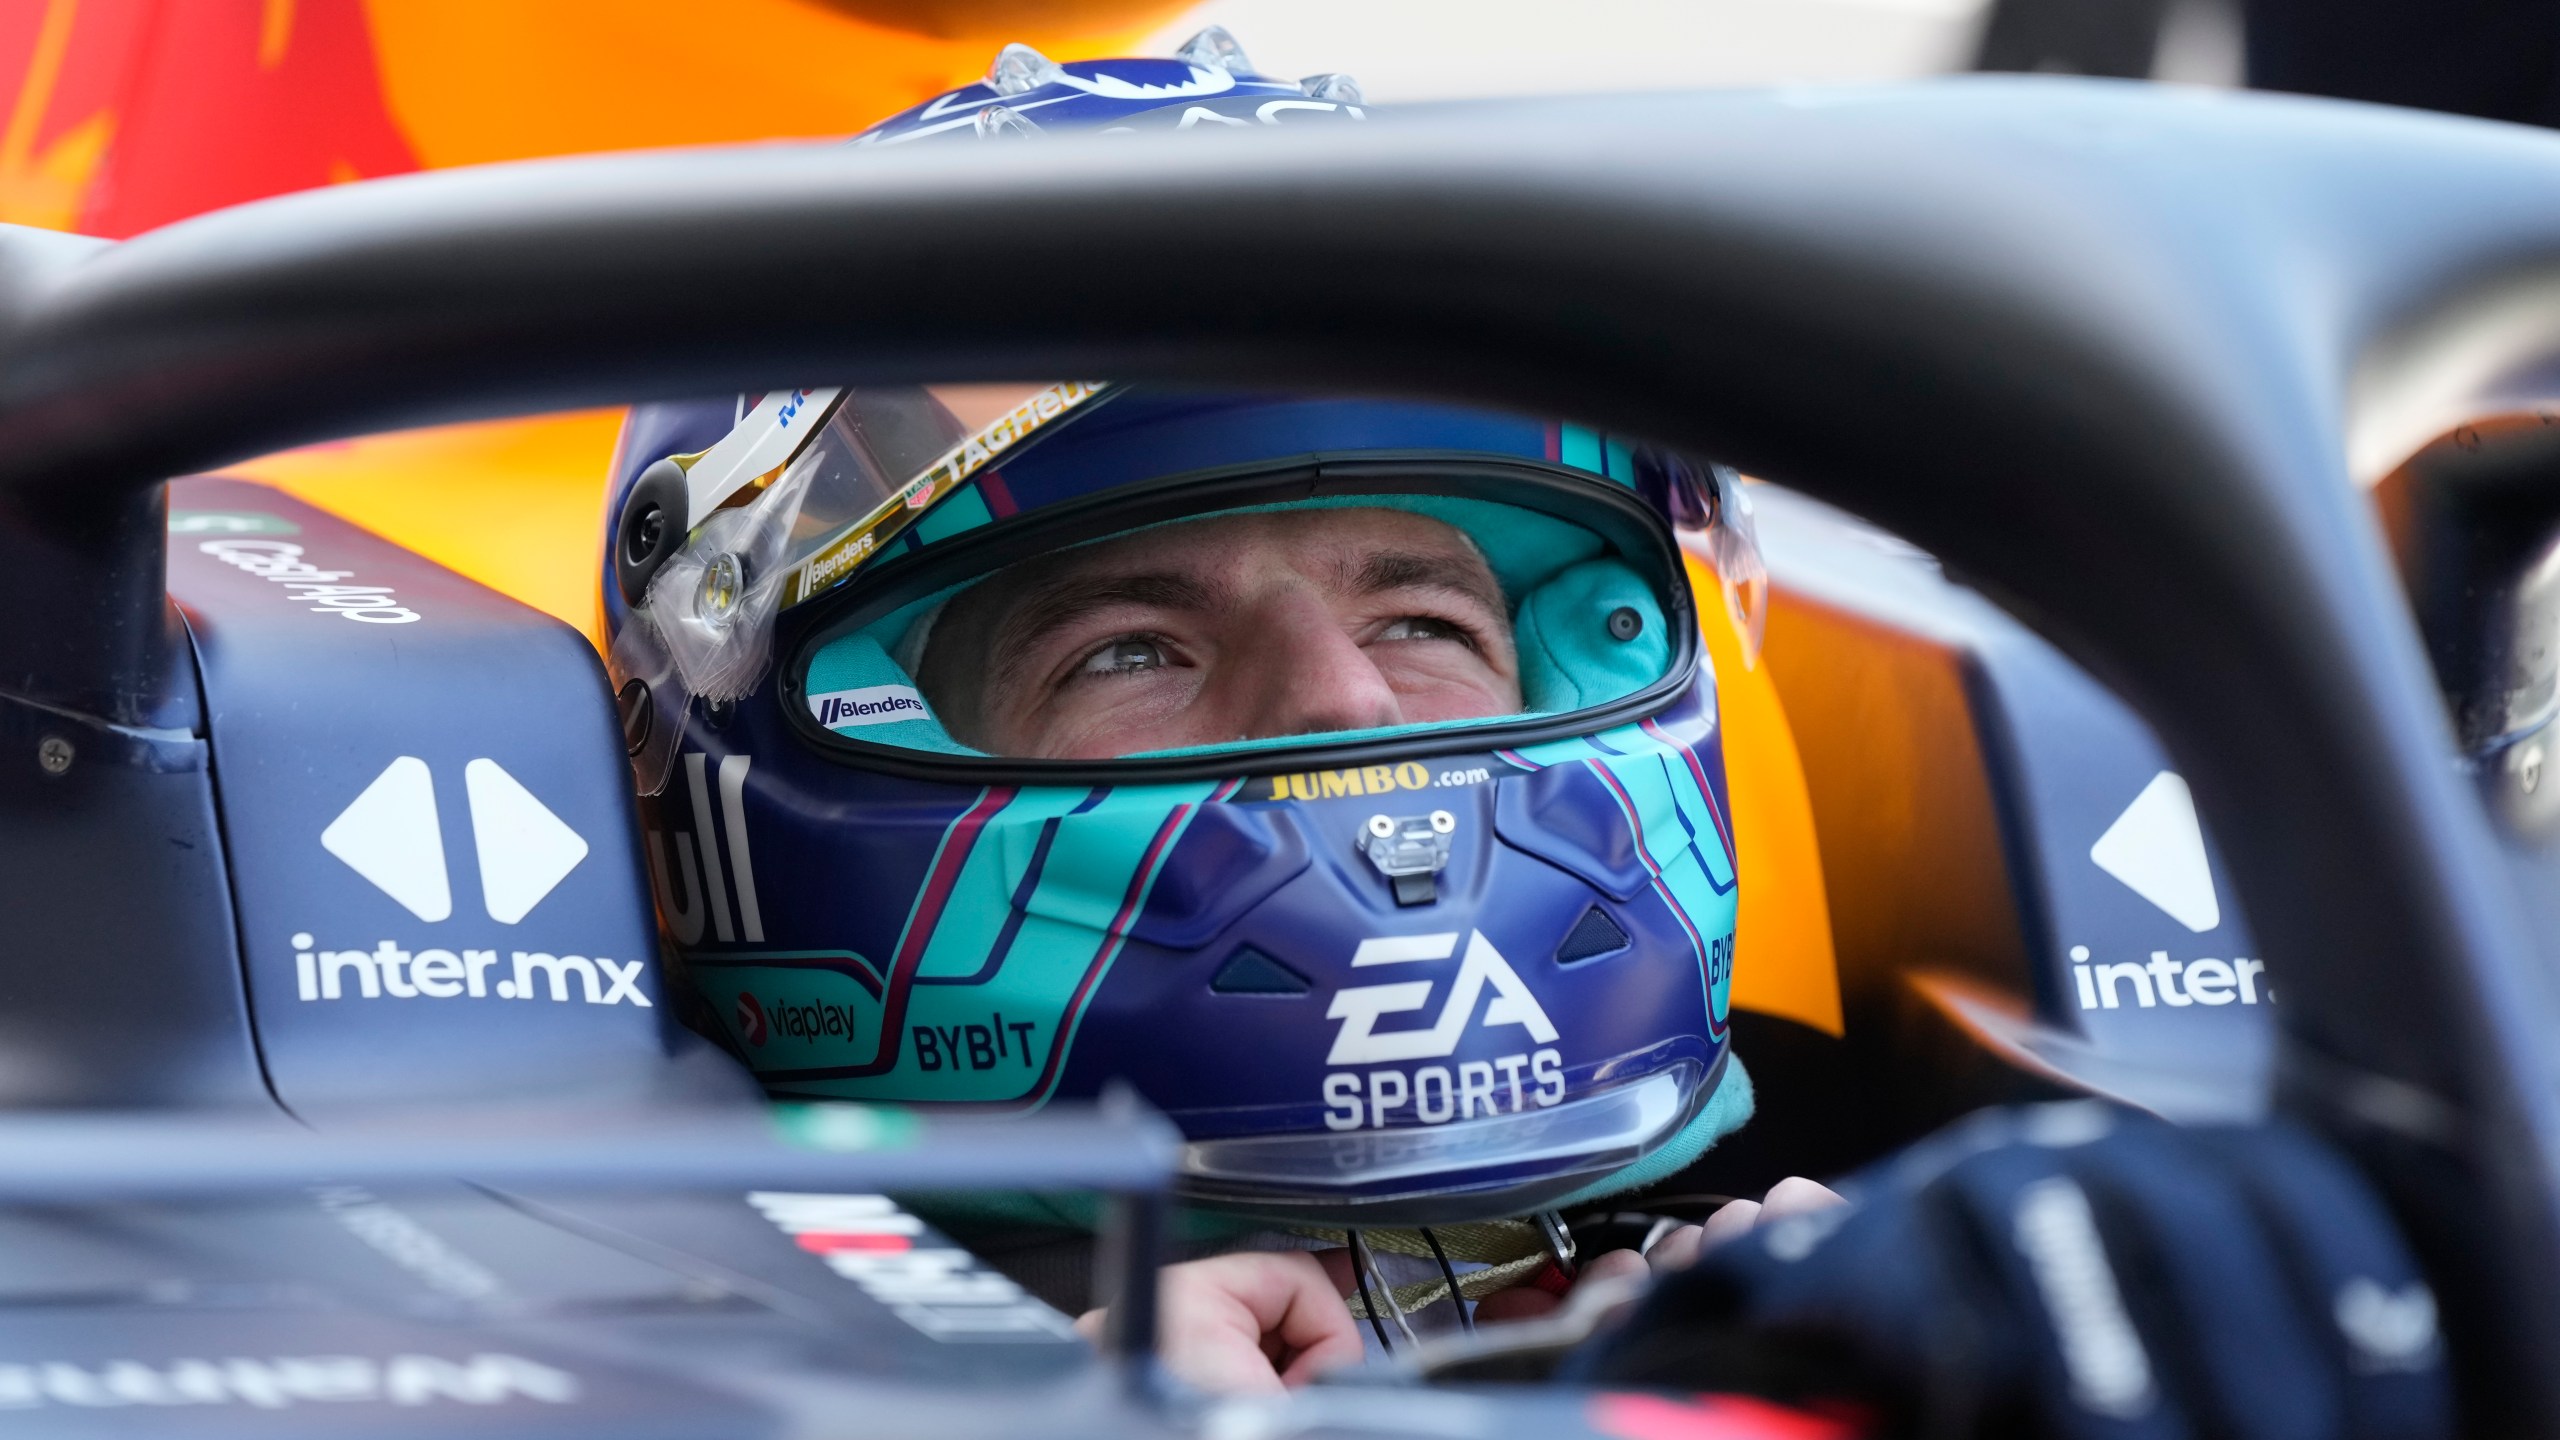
[783,450,1696,773]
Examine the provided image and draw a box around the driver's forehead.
[969,505,1495,614]
[1026,506,1482,587]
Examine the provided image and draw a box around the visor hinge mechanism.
[1362,810,1455,906]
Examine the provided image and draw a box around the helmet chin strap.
[1421,1228,1474,1335]
[1345,1230,1416,1351]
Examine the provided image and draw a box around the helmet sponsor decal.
[679,781,1220,1106]
[809,684,932,730]
[651,753,766,944]
[691,959,889,1068]
[1243,759,1499,803]
[782,380,1108,607]
[1322,930,1566,1132]
[1327,932,1559,1063]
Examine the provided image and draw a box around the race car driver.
[597,32,2458,1433]
[602,32,1786,1330]
[886,476,1849,1382]
[608,367,1782,1335]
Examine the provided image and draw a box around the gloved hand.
[1566,1103,2451,1440]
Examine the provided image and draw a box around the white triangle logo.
[2089,771,2221,933]
[464,758,589,924]
[320,756,452,922]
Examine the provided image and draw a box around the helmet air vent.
[1555,906,1631,965]
[1173,25,1255,76]
[1299,73,1364,104]
[1211,948,1313,996]
[984,42,1064,96]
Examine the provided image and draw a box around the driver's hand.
[1646,1175,1848,1273]
[1475,1177,1848,1323]
[1077,1177,1852,1391]
[1075,1251,1364,1394]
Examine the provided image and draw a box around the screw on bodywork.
[36,735,72,776]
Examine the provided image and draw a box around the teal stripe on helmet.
[1573,725,1740,1034]
[1656,748,1739,893]
[910,482,994,545]
[888,786,1003,966]
[1603,436,1637,485]
[857,781,1218,1103]
[911,786,1097,981]
[1508,731,1608,769]
[1558,424,1605,475]
[1033,780,1224,1105]
[1014,781,1217,934]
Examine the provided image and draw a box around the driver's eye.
[1079,637,1169,677]
[1376,616,1467,644]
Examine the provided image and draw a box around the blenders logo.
[1321,931,1565,1132]
[809,685,930,729]
[736,993,769,1046]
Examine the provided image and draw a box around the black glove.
[1566,1103,2450,1440]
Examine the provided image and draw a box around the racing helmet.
[599,38,1771,1228]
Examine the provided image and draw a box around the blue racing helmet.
[599,41,1769,1226]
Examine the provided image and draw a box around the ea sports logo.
[736,992,769,1047]
[1325,931,1558,1063]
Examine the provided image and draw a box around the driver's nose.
[1236,591,1403,739]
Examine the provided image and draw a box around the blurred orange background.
[0,0,1849,1037]
[0,0,1191,635]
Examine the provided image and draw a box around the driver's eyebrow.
[988,571,1229,677]
[1344,548,1507,618]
